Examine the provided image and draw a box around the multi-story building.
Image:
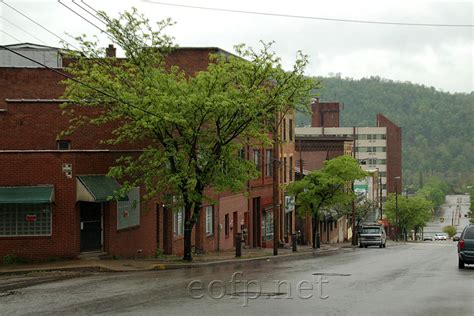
[0,43,296,260]
[296,100,402,199]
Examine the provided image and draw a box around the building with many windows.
[296,101,402,199]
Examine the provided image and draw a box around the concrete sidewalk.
[0,243,347,275]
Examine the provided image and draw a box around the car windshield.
[362,227,380,234]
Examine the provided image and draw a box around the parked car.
[359,224,387,248]
[453,233,461,241]
[423,235,433,241]
[434,233,447,241]
[458,224,474,269]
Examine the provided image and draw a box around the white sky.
[1,0,473,93]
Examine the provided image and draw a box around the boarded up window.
[117,187,140,230]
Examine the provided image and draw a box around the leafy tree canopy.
[287,155,368,218]
[384,194,433,238]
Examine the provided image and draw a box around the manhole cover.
[313,272,351,276]
[228,291,286,297]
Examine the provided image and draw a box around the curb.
[0,248,342,275]
[150,248,341,270]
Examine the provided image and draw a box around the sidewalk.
[0,243,348,275]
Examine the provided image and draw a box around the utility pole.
[351,180,357,246]
[379,172,383,220]
[272,113,280,256]
[395,176,400,241]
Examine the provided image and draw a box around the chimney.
[106,44,116,58]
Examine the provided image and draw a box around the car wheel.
[458,258,465,269]
[364,245,368,248]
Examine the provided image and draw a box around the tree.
[286,155,368,248]
[417,177,449,211]
[443,225,457,238]
[61,9,316,261]
[384,195,433,240]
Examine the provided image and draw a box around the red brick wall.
[377,114,402,194]
[218,193,248,251]
[311,101,341,128]
[0,151,156,260]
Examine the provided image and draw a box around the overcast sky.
[1,0,473,93]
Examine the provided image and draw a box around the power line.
[0,16,47,44]
[1,0,81,50]
[0,29,21,42]
[58,0,113,37]
[72,0,107,26]
[142,1,474,28]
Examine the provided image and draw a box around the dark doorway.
[232,211,238,247]
[252,197,261,247]
[163,206,172,255]
[80,202,102,252]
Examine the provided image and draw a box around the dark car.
[453,233,461,241]
[458,224,474,269]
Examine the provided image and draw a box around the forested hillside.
[296,76,474,191]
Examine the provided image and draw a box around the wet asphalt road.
[1,242,473,316]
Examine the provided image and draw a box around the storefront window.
[0,203,52,236]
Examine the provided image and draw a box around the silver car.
[434,233,447,241]
[359,225,387,248]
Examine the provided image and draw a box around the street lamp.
[394,176,401,241]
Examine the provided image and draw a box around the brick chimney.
[105,44,116,58]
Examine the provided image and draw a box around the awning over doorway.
[76,175,127,203]
[0,185,54,204]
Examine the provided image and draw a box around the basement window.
[57,140,71,150]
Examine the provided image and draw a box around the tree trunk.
[312,215,316,249]
[183,202,193,261]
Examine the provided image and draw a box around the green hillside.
[296,76,474,191]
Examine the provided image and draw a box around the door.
[80,202,102,252]
[232,211,238,247]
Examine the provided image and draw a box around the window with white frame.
[173,207,184,236]
[265,149,272,177]
[0,203,52,236]
[205,205,213,235]
[253,149,261,170]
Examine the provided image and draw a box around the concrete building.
[296,100,402,199]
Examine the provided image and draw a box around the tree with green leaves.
[384,194,433,240]
[417,177,449,211]
[286,155,368,248]
[61,9,316,261]
[443,225,457,238]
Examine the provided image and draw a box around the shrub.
[3,254,28,265]
[442,225,457,238]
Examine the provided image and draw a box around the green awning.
[0,185,54,204]
[76,175,127,202]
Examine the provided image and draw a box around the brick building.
[0,43,296,259]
